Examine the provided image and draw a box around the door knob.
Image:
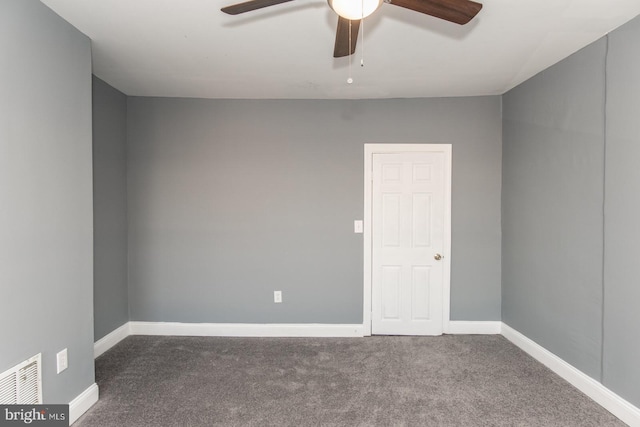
[434,253,442,261]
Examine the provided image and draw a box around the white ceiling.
[40,0,640,99]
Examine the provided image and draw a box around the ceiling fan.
[221,0,483,58]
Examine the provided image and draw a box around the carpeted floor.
[74,335,625,426]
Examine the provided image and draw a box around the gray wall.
[503,14,640,408]
[502,39,606,380]
[127,97,502,324]
[0,0,94,404]
[93,76,129,341]
[603,16,640,407]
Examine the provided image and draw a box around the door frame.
[363,144,452,336]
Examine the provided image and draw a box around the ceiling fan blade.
[221,0,294,15]
[388,0,482,25]
[333,17,361,58]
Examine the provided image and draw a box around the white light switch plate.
[354,220,363,233]
[57,348,68,374]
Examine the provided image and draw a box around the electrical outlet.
[274,290,282,303]
[56,348,68,374]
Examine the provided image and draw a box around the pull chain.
[361,0,365,66]
[347,19,353,84]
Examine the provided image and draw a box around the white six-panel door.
[369,148,449,335]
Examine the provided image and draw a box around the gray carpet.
[74,335,625,426]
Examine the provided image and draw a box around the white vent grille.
[0,354,42,404]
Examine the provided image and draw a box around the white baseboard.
[101,321,501,339]
[69,383,99,425]
[129,322,365,337]
[502,323,640,427]
[94,323,131,359]
[446,321,502,335]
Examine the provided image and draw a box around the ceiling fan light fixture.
[328,0,382,20]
